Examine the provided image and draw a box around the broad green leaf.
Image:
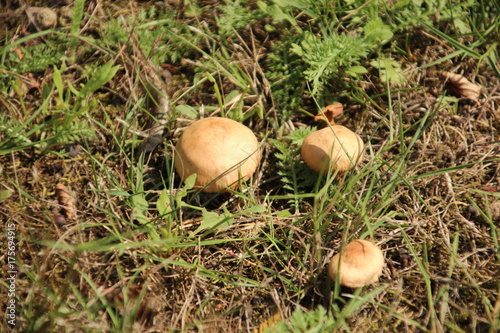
[53,66,64,101]
[66,80,80,97]
[79,60,120,98]
[184,173,197,190]
[277,210,292,218]
[0,189,12,202]
[108,190,130,197]
[242,204,266,214]
[174,174,196,207]
[258,2,297,26]
[225,90,241,104]
[157,189,172,216]
[131,193,149,224]
[193,209,234,235]
[365,27,393,45]
[346,66,368,77]
[41,83,52,100]
[370,56,405,85]
[175,104,197,118]
[364,17,394,46]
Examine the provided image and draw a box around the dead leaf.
[55,183,76,220]
[14,47,23,60]
[313,102,344,125]
[8,72,40,98]
[478,185,500,193]
[441,71,482,101]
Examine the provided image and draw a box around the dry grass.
[1,1,499,332]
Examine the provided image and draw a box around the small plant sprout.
[329,239,385,288]
[301,104,365,174]
[174,117,261,193]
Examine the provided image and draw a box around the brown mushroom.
[328,239,384,288]
[301,125,364,174]
[174,117,261,193]
[301,104,364,175]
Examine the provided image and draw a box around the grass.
[1,0,499,332]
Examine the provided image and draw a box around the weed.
[269,127,317,209]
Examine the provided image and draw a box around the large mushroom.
[301,103,364,174]
[328,239,384,288]
[174,117,261,193]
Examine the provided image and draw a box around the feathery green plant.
[291,31,370,96]
[265,38,308,121]
[0,42,65,75]
[216,0,266,38]
[266,306,336,333]
[269,127,317,209]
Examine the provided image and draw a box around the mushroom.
[174,117,261,193]
[301,104,364,174]
[328,239,384,288]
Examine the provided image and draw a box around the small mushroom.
[301,126,364,174]
[174,117,261,193]
[301,104,364,174]
[328,239,384,288]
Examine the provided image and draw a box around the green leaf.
[156,189,172,217]
[66,80,80,97]
[290,43,304,56]
[193,209,234,235]
[0,189,12,202]
[242,204,266,214]
[257,2,298,27]
[370,56,405,85]
[364,17,394,46]
[79,60,120,98]
[346,65,368,77]
[131,193,149,224]
[53,66,64,102]
[277,210,292,218]
[365,27,393,46]
[41,83,52,100]
[183,1,202,17]
[293,31,369,96]
[183,173,197,190]
[108,190,130,197]
[175,104,197,118]
[172,174,197,208]
[70,0,86,36]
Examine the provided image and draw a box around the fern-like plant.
[270,127,318,209]
[291,31,369,96]
[266,38,309,122]
[265,306,336,333]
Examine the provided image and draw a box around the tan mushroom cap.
[301,125,364,174]
[174,117,261,193]
[328,239,384,288]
